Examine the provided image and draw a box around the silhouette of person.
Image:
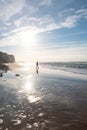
[36,61,39,74]
[36,61,39,68]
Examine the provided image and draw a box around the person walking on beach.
[36,61,39,69]
[36,61,39,74]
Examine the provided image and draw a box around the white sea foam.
[18,113,26,119]
[33,122,39,127]
[5,128,8,130]
[0,115,4,117]
[11,119,21,125]
[38,113,45,117]
[0,119,3,124]
[26,124,32,128]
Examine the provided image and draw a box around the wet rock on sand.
[15,74,20,76]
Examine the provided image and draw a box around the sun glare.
[24,81,33,91]
[19,30,38,47]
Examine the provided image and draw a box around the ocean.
[41,62,87,75]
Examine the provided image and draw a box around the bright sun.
[19,30,38,47]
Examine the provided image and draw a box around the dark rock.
[15,74,20,76]
[0,51,15,63]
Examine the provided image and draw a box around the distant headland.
[0,51,15,63]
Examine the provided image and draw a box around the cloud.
[1,7,87,33]
[38,0,52,6]
[37,8,87,30]
[36,8,87,30]
[36,44,87,62]
[60,15,81,28]
[1,6,87,44]
[76,8,87,19]
[0,0,25,21]
[58,8,87,28]
[1,23,87,48]
[0,0,87,48]
[0,0,87,33]
[14,16,27,27]
[0,25,42,47]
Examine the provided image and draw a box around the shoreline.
[1,62,87,81]
[4,62,23,70]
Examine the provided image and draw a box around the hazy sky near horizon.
[0,0,87,62]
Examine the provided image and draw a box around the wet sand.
[0,63,87,130]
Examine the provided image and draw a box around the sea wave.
[41,62,87,75]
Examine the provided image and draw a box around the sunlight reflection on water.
[28,95,41,103]
[24,81,33,92]
[17,62,35,71]
[18,74,42,103]
[18,80,34,93]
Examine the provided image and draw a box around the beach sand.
[0,63,87,130]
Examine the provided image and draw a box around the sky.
[0,0,87,62]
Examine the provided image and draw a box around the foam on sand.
[0,119,3,124]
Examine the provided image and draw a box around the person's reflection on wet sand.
[0,73,3,77]
[36,68,39,74]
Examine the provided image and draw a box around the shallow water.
[0,65,87,130]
